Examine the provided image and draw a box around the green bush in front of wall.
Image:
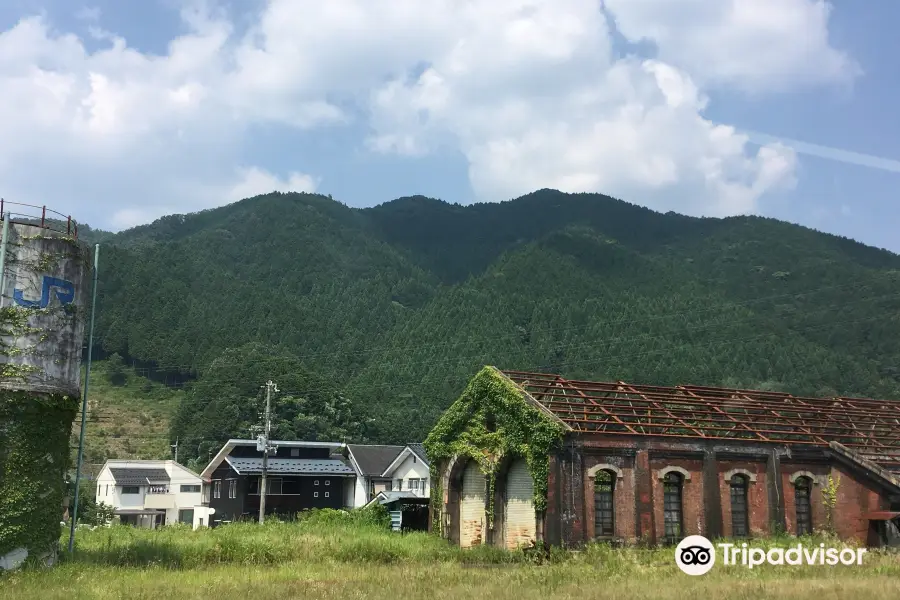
[0,390,78,564]
[424,366,566,529]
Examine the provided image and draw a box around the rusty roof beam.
[528,387,898,423]
[559,376,640,435]
[537,399,900,439]
[506,371,897,411]
[617,382,706,438]
[680,386,769,442]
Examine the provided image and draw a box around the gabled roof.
[408,444,428,464]
[501,369,900,469]
[381,444,430,477]
[346,444,404,476]
[109,468,170,485]
[224,457,355,476]
[200,439,345,481]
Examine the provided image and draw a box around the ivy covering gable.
[424,366,566,524]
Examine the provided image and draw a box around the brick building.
[429,367,900,549]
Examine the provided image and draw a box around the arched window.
[730,474,750,538]
[794,476,813,536]
[663,472,684,544]
[594,470,615,538]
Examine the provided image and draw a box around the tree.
[171,343,368,465]
[68,480,116,527]
[106,353,127,386]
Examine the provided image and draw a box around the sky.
[0,0,897,253]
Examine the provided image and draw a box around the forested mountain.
[86,189,900,460]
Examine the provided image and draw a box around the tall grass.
[63,509,520,569]
[2,513,898,600]
[60,509,899,577]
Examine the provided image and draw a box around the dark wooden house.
[199,439,355,525]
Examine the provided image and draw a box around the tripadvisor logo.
[675,535,867,576]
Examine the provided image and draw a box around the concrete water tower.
[0,201,91,570]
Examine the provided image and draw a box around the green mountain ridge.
[83,189,900,457]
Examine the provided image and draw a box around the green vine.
[430,474,443,534]
[0,390,78,564]
[424,366,565,526]
[821,474,840,534]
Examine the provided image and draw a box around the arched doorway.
[503,458,536,549]
[459,460,486,547]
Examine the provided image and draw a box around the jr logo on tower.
[13,276,76,309]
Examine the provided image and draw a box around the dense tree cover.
[86,190,900,448]
[171,343,369,468]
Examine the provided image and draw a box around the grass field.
[2,512,898,600]
[71,360,184,467]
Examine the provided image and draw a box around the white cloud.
[224,167,318,203]
[108,166,318,229]
[602,0,861,92]
[0,0,855,230]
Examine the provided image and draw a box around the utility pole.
[171,438,179,464]
[258,380,278,524]
[68,244,100,553]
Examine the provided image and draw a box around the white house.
[345,443,430,507]
[94,460,208,529]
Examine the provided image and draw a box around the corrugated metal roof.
[109,468,170,485]
[224,457,355,475]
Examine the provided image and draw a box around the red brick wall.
[781,464,829,535]
[717,461,769,537]
[544,440,894,548]
[649,458,704,540]
[546,455,559,545]
[831,465,885,543]
[582,457,636,543]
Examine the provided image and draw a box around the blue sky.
[0,0,897,253]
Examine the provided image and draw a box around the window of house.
[730,474,750,538]
[594,470,615,538]
[181,484,201,493]
[314,491,319,498]
[395,479,403,491]
[228,480,237,499]
[314,480,319,486]
[410,479,420,492]
[662,472,684,544]
[795,476,813,536]
[105,485,109,496]
[268,478,283,495]
[122,486,140,495]
[213,480,221,499]
[97,485,100,497]
[324,480,330,486]
[179,509,194,524]
[324,491,330,498]
[291,448,300,457]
